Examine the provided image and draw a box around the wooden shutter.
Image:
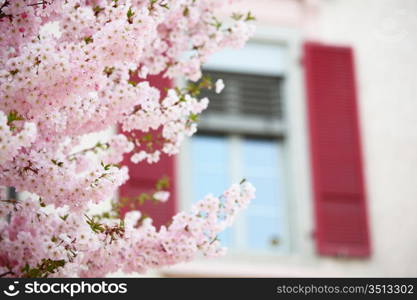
[304,42,371,257]
[119,74,176,228]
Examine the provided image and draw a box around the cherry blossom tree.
[0,0,256,278]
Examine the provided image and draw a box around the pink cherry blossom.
[153,191,170,203]
[0,0,255,278]
[215,79,225,94]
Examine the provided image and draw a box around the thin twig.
[0,270,15,278]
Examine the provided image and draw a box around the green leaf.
[159,2,169,9]
[7,110,24,126]
[83,36,93,44]
[93,5,105,16]
[138,193,151,205]
[198,75,212,89]
[22,259,66,278]
[231,13,243,21]
[211,16,222,30]
[141,133,153,142]
[127,7,134,18]
[85,214,105,233]
[189,113,199,122]
[21,263,30,273]
[128,80,137,87]
[101,161,111,171]
[155,176,170,190]
[51,159,64,167]
[245,11,256,22]
[186,82,200,97]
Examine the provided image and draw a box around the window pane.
[242,138,288,252]
[191,135,230,198]
[190,135,233,247]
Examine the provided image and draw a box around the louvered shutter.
[203,71,283,118]
[304,42,371,257]
[198,71,284,136]
[119,74,176,228]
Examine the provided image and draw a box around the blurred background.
[121,0,417,277]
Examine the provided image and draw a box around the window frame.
[189,133,290,255]
[176,26,315,262]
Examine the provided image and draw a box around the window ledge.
[159,260,342,278]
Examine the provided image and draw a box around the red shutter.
[119,74,176,228]
[304,42,371,257]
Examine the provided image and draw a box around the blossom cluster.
[0,110,37,164]
[0,182,255,277]
[0,0,255,277]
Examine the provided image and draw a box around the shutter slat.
[304,42,371,257]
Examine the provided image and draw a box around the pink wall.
[223,0,320,36]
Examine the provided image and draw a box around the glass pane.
[191,135,230,198]
[246,215,284,251]
[190,135,233,247]
[242,138,287,252]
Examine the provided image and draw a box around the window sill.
[159,259,342,278]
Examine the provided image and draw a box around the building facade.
[119,0,417,277]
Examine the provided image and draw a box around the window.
[184,42,291,255]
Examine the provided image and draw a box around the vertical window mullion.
[228,134,246,251]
